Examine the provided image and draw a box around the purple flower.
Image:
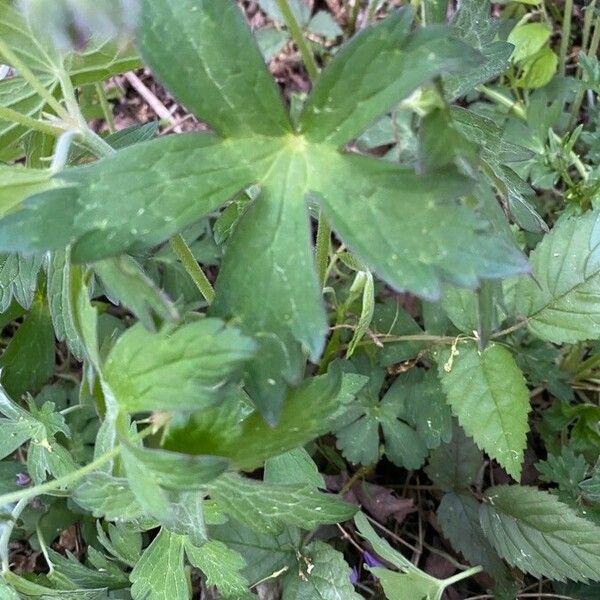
[363,551,384,569]
[350,566,359,586]
[15,473,31,487]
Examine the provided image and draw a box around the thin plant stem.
[0,39,69,121]
[275,0,319,81]
[558,0,573,75]
[95,82,116,133]
[0,497,29,572]
[442,565,483,587]
[169,234,215,305]
[315,214,331,287]
[581,0,597,63]
[0,446,120,516]
[0,104,64,137]
[569,12,600,128]
[347,0,363,34]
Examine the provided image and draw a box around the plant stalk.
[0,105,65,137]
[169,234,216,305]
[0,497,29,572]
[442,565,483,587]
[569,12,600,128]
[275,0,319,81]
[0,446,120,514]
[315,215,331,287]
[558,0,573,75]
[95,82,116,133]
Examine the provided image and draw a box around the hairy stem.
[169,234,216,305]
[0,105,65,137]
[275,0,319,81]
[0,446,120,517]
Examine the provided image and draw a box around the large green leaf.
[212,154,327,422]
[0,135,273,262]
[438,342,530,479]
[314,150,528,300]
[0,0,530,420]
[299,8,482,146]
[0,165,55,218]
[480,485,600,582]
[103,318,255,413]
[517,211,600,343]
[138,0,291,137]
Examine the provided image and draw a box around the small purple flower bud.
[363,551,384,569]
[15,472,31,487]
[349,566,359,586]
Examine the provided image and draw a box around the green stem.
[569,12,600,128]
[442,565,483,588]
[95,82,116,133]
[315,212,331,287]
[478,85,526,118]
[0,39,69,121]
[0,446,120,515]
[573,352,600,379]
[0,105,65,137]
[558,0,573,75]
[347,0,363,35]
[169,234,215,305]
[275,0,319,81]
[0,497,29,572]
[78,127,115,158]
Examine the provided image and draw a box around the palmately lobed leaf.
[0,0,531,422]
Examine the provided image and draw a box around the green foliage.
[438,342,530,479]
[480,485,600,582]
[0,0,599,597]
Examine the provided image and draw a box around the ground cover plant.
[0,0,600,597]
